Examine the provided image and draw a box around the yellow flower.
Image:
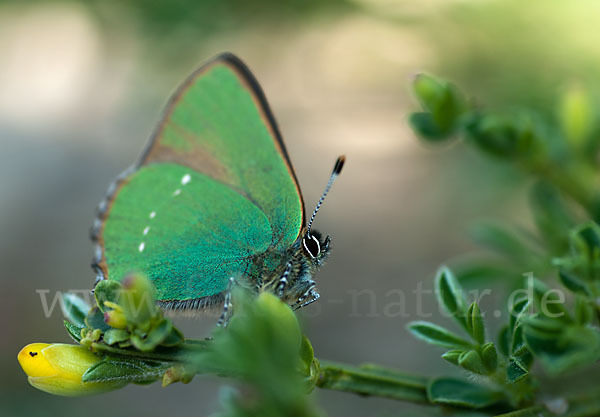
[17,343,126,396]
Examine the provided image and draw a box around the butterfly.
[90,53,344,322]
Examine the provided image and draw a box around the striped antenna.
[306,155,345,237]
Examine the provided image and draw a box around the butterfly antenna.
[306,155,346,237]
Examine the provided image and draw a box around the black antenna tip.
[332,155,346,176]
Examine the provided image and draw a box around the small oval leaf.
[407,321,471,349]
[428,377,503,408]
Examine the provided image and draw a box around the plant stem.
[90,338,209,362]
[315,360,430,404]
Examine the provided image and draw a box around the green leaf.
[467,302,486,345]
[64,320,83,342]
[507,356,529,383]
[104,329,130,345]
[82,357,169,384]
[61,293,90,328]
[470,222,539,266]
[458,350,487,375]
[530,182,573,253]
[532,279,570,321]
[511,324,527,356]
[84,306,111,332]
[524,324,600,375]
[509,297,531,334]
[435,266,468,329]
[409,112,447,141]
[94,280,122,313]
[498,325,510,357]
[441,350,463,365]
[559,270,591,296]
[427,377,503,408]
[481,342,498,373]
[573,221,600,254]
[464,113,520,158]
[574,296,594,325]
[407,321,471,349]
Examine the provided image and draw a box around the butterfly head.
[301,155,344,266]
[275,156,345,309]
[301,229,331,266]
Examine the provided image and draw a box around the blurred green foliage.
[409,72,600,416]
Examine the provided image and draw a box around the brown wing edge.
[89,52,305,311]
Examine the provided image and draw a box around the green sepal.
[427,377,503,409]
[299,335,320,391]
[64,320,83,343]
[441,350,463,365]
[299,334,315,375]
[467,302,486,345]
[103,329,130,345]
[85,307,111,332]
[131,319,172,352]
[94,280,123,313]
[481,342,498,373]
[82,357,170,384]
[435,266,468,330]
[407,321,471,349]
[61,293,90,328]
[458,350,486,375]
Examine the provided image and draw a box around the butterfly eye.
[303,235,321,259]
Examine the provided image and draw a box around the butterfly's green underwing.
[91,53,344,313]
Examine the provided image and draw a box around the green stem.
[315,360,430,404]
[90,338,209,362]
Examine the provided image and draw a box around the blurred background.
[2,0,600,415]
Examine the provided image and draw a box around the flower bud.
[104,309,127,329]
[17,343,126,396]
[119,273,158,328]
[255,292,302,351]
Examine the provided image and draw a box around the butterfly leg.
[292,281,319,310]
[217,277,235,327]
[276,261,293,298]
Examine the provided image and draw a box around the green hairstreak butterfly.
[90,53,344,320]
